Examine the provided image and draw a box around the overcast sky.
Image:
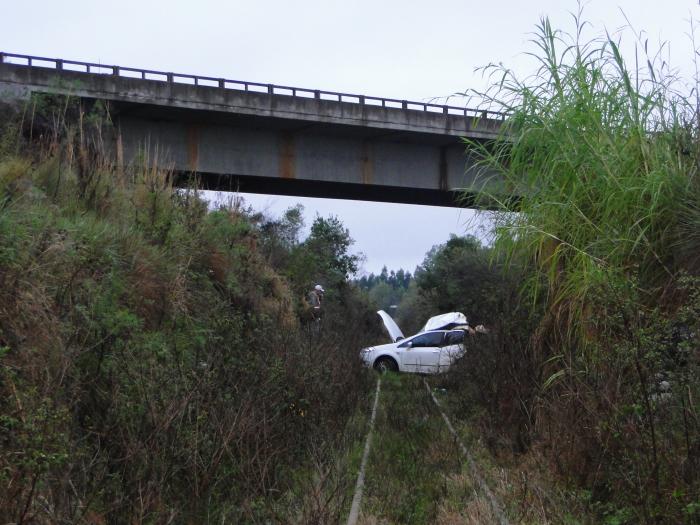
[4,0,698,274]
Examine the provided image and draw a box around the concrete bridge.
[0,52,505,207]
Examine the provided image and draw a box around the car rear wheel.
[374,356,398,374]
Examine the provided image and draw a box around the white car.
[360,310,469,374]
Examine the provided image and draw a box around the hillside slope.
[0,102,377,522]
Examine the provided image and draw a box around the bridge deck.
[0,52,505,207]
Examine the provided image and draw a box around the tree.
[396,269,405,289]
[286,215,363,293]
[259,204,305,268]
[411,234,504,326]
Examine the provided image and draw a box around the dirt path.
[351,374,508,525]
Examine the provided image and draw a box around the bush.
[0,99,375,522]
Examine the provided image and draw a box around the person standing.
[308,284,324,321]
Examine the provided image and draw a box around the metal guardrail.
[0,51,505,121]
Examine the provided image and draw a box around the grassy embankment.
[0,95,378,523]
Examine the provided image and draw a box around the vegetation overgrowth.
[3,12,700,522]
[361,374,505,525]
[0,94,378,522]
[395,234,507,334]
[448,11,700,524]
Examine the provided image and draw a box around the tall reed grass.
[462,10,700,523]
[472,12,698,336]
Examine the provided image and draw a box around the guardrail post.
[402,100,407,109]
[359,95,365,105]
[113,66,120,76]
[267,84,274,95]
[218,78,225,88]
[443,106,448,115]
[481,110,488,119]
[56,59,63,71]
[0,52,5,64]
[314,90,320,99]
[167,73,173,83]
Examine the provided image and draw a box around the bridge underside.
[113,101,487,207]
[183,172,477,207]
[0,60,503,208]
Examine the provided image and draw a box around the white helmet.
[314,284,325,293]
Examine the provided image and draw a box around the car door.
[439,330,466,371]
[398,331,445,373]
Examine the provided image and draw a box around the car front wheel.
[374,356,398,374]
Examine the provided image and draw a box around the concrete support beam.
[0,60,504,207]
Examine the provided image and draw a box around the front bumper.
[359,347,376,368]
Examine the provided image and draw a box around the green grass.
[470,12,698,338]
[360,373,499,524]
[289,375,377,524]
[265,389,375,524]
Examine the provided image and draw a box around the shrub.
[459,11,700,523]
[0,99,375,522]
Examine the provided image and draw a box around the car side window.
[409,332,445,348]
[444,330,465,346]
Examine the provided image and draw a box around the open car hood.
[377,310,405,343]
[421,312,468,332]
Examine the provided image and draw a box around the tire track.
[346,377,381,525]
[423,378,510,525]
